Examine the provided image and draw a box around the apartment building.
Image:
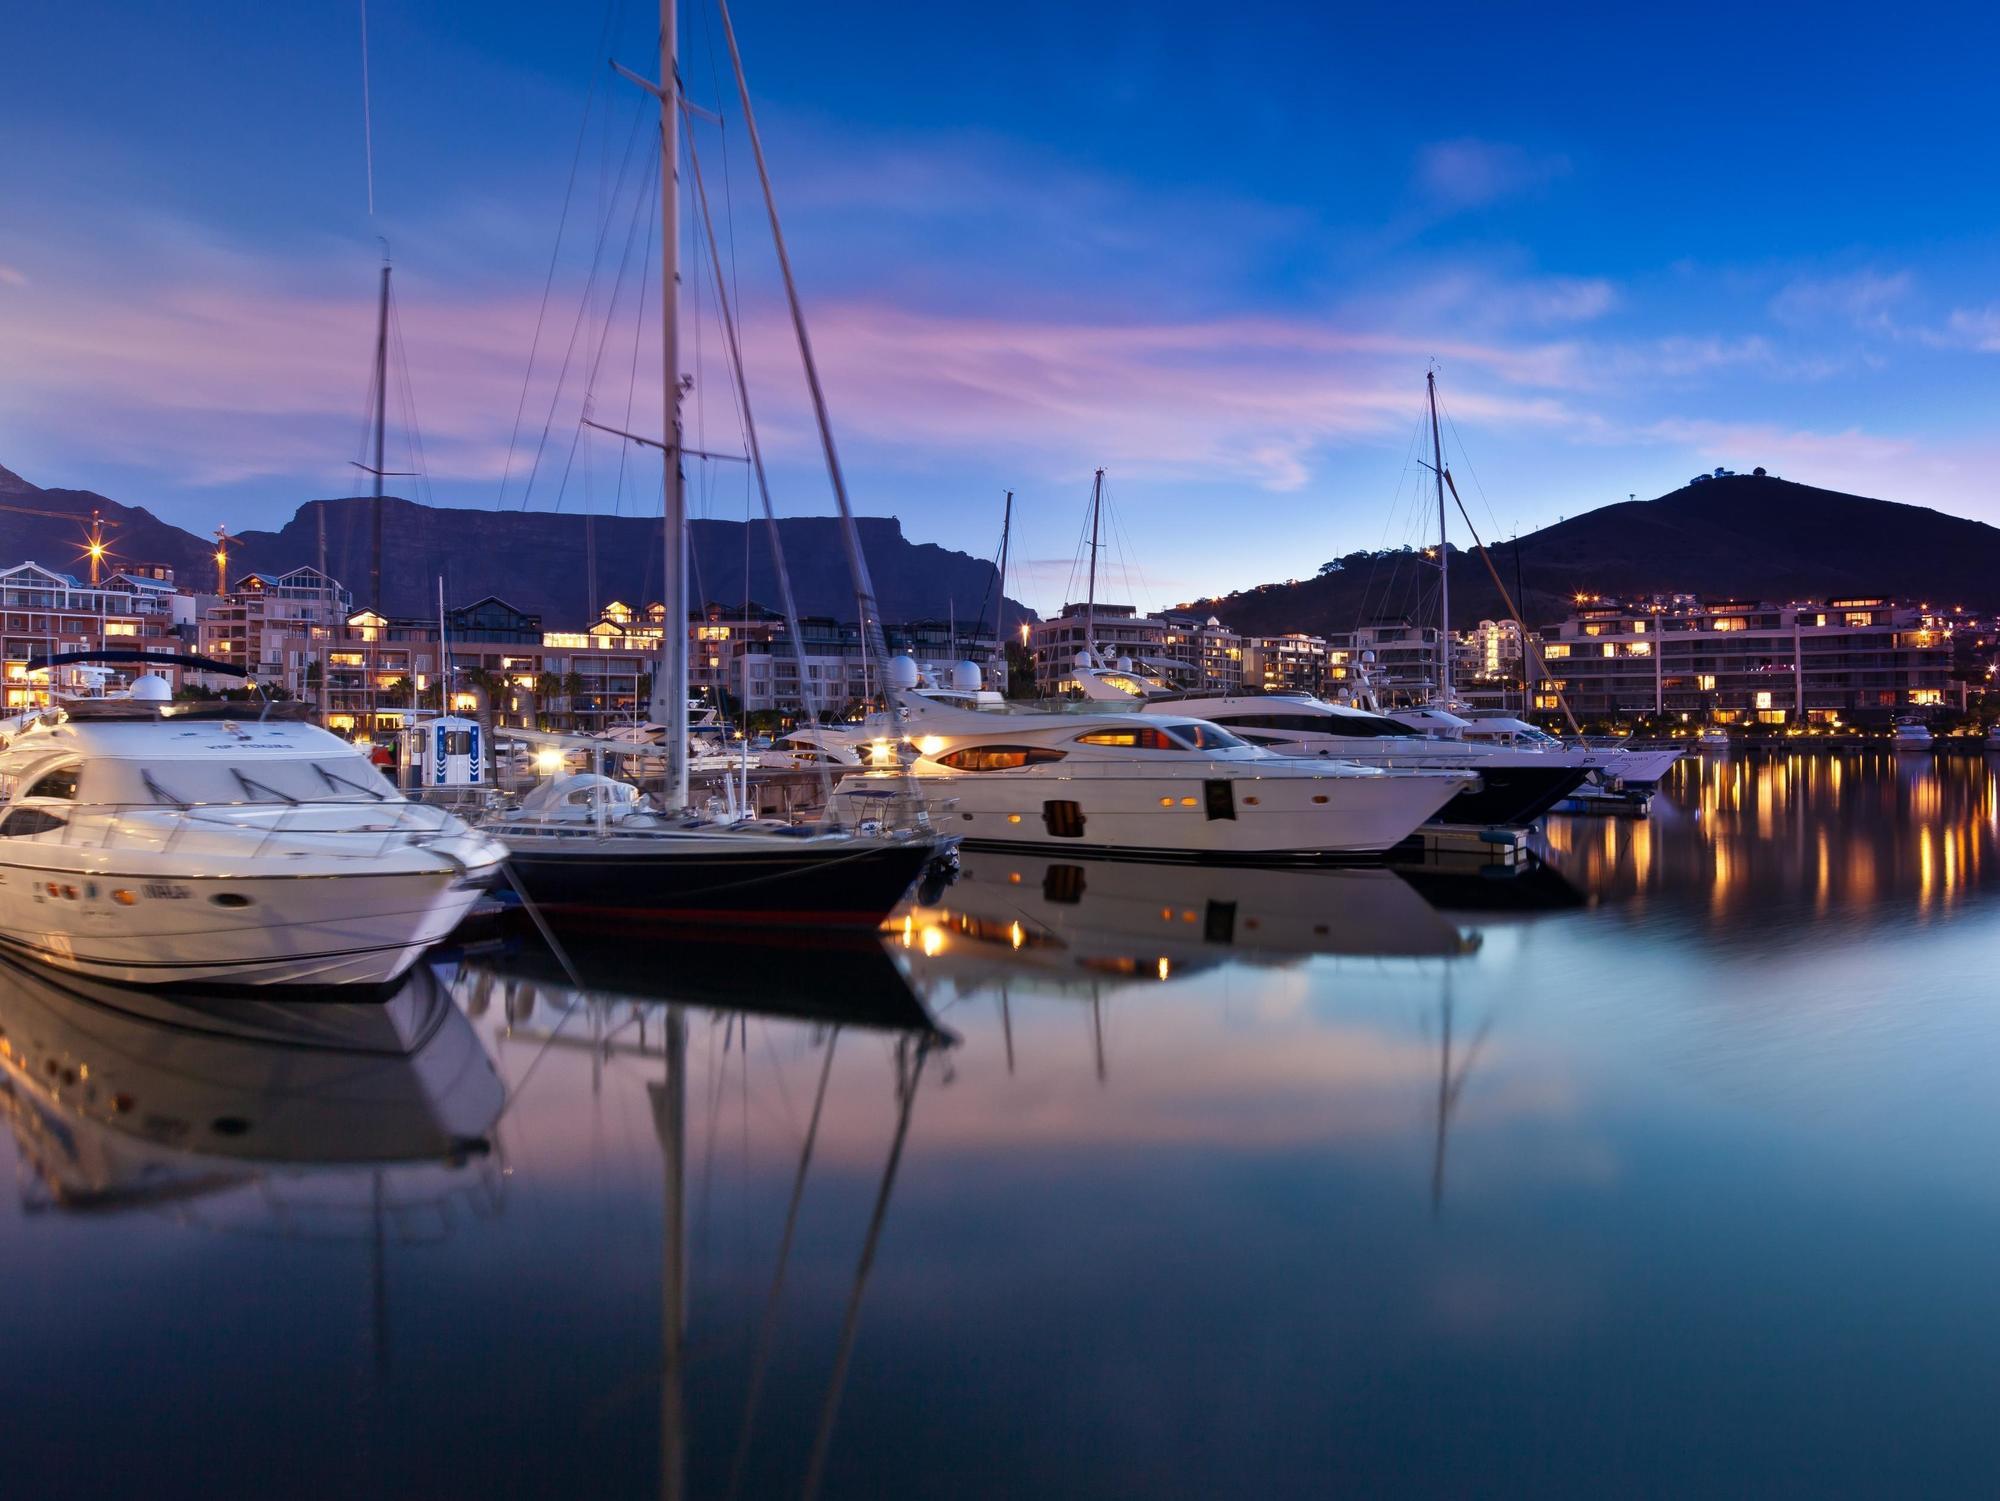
[1535,596,1963,722]
[1242,633,1329,695]
[196,566,350,695]
[1027,604,1267,696]
[1,560,192,708]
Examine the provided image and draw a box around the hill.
[1184,474,2000,634]
[0,465,1033,629]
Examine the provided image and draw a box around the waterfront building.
[196,566,350,695]
[1535,595,1965,722]
[1,560,191,707]
[1242,633,1329,695]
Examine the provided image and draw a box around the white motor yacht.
[832,697,1474,862]
[1892,720,1935,752]
[0,653,506,990]
[1442,710,1684,790]
[1137,692,1592,827]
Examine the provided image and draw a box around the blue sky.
[4,0,1999,614]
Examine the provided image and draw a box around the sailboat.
[1357,372,1683,793]
[489,0,948,927]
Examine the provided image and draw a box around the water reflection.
[11,753,2000,1495]
[460,932,946,1501]
[0,960,500,1215]
[1541,749,2000,932]
[895,853,1475,995]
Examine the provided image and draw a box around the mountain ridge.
[1181,473,2000,634]
[0,466,1035,629]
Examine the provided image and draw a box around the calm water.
[8,749,2000,1498]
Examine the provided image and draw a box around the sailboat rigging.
[482,0,947,927]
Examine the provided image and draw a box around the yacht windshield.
[115,756,399,807]
[1166,723,1249,751]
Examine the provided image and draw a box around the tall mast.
[370,263,390,613]
[1428,370,1451,705]
[650,0,689,809]
[1084,468,1103,661]
[317,501,331,722]
[994,490,1012,683]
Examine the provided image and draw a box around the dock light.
[1009,921,1024,950]
[917,735,944,758]
[534,748,565,775]
[869,738,892,765]
[1157,957,1171,982]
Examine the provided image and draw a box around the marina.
[4,751,2000,1495]
[9,0,2000,1494]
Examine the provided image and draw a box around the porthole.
[210,893,254,909]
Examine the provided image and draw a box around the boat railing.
[9,796,474,863]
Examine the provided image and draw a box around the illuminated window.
[1697,674,1717,691]
[102,621,139,637]
[1542,643,1570,659]
[935,745,1067,771]
[1755,690,1773,710]
[1713,617,1746,632]
[1601,643,1615,657]
[1910,689,1943,705]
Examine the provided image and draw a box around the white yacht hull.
[0,860,495,989]
[837,762,1470,862]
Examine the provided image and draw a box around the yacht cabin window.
[1075,724,1249,752]
[1209,711,1408,739]
[935,745,1067,772]
[24,765,80,801]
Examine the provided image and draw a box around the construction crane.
[0,501,121,584]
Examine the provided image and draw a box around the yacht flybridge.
[832,697,1475,862]
[0,652,505,990]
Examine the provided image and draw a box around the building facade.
[2,561,192,708]
[1535,596,1964,722]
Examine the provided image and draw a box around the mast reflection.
[458,929,948,1501]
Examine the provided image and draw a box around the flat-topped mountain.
[0,465,1034,629]
[1186,473,2000,633]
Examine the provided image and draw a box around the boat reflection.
[457,932,946,1501]
[891,852,1475,999]
[0,958,502,1214]
[1543,749,2000,926]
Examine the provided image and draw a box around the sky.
[4,0,2000,616]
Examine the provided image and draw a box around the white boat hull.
[0,860,494,989]
[837,762,1470,862]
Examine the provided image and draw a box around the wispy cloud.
[1937,304,2000,352]
[1770,268,1914,333]
[1416,139,1572,211]
[0,264,25,288]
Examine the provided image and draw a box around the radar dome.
[1075,648,1097,670]
[887,654,921,691]
[128,673,172,703]
[1115,655,1133,672]
[950,660,983,692]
